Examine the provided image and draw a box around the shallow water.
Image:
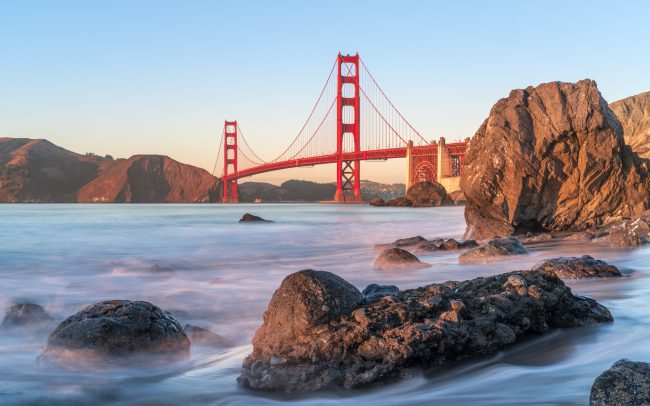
[0,204,648,405]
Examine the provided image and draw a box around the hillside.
[0,138,219,202]
[238,179,405,202]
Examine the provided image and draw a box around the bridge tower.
[222,120,239,203]
[334,53,362,202]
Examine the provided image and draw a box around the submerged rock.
[384,197,413,207]
[461,79,650,240]
[238,269,612,392]
[183,324,227,348]
[2,303,51,328]
[40,300,190,366]
[439,239,479,250]
[373,248,430,270]
[533,255,622,279]
[590,359,650,406]
[239,213,272,223]
[459,237,528,264]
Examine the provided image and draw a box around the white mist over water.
[1,204,649,405]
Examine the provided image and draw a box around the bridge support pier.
[334,53,363,203]
[222,120,239,203]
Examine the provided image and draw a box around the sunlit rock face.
[238,269,612,392]
[460,79,650,240]
[39,300,190,367]
[610,91,650,159]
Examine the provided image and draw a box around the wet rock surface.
[590,359,650,406]
[40,300,190,366]
[375,236,477,254]
[238,269,612,392]
[533,255,622,279]
[2,303,51,328]
[362,284,400,303]
[239,213,272,223]
[461,79,650,240]
[593,213,650,247]
[373,248,430,270]
[183,324,227,348]
[459,237,528,263]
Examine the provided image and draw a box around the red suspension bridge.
[213,53,468,203]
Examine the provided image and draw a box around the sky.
[1,0,649,184]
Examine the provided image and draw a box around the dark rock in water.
[533,255,622,279]
[39,300,190,366]
[183,324,227,347]
[238,269,612,392]
[385,197,413,207]
[594,215,650,247]
[249,270,362,362]
[439,239,479,250]
[373,248,430,270]
[369,198,386,207]
[2,303,51,328]
[404,181,454,207]
[459,237,528,264]
[382,181,454,207]
[394,235,428,247]
[413,242,441,253]
[461,79,650,240]
[361,284,400,303]
[590,359,650,406]
[239,213,272,223]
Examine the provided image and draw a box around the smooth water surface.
[0,204,649,405]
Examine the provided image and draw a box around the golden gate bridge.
[213,53,468,203]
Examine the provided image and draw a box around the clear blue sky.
[1,0,649,184]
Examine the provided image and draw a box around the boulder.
[239,213,271,223]
[590,359,650,406]
[183,324,227,348]
[238,269,612,392]
[393,235,428,247]
[39,300,190,366]
[439,238,479,250]
[449,190,466,205]
[373,248,430,270]
[404,181,454,207]
[249,270,363,360]
[461,79,650,240]
[361,284,400,303]
[594,215,650,247]
[533,255,621,279]
[459,237,528,264]
[2,303,51,328]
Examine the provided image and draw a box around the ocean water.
[0,204,649,405]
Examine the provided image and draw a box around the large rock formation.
[384,181,454,207]
[460,80,649,240]
[610,91,650,159]
[40,300,190,366]
[238,269,612,392]
[0,138,219,203]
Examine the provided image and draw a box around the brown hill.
[77,155,219,203]
[610,91,650,159]
[0,138,219,203]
